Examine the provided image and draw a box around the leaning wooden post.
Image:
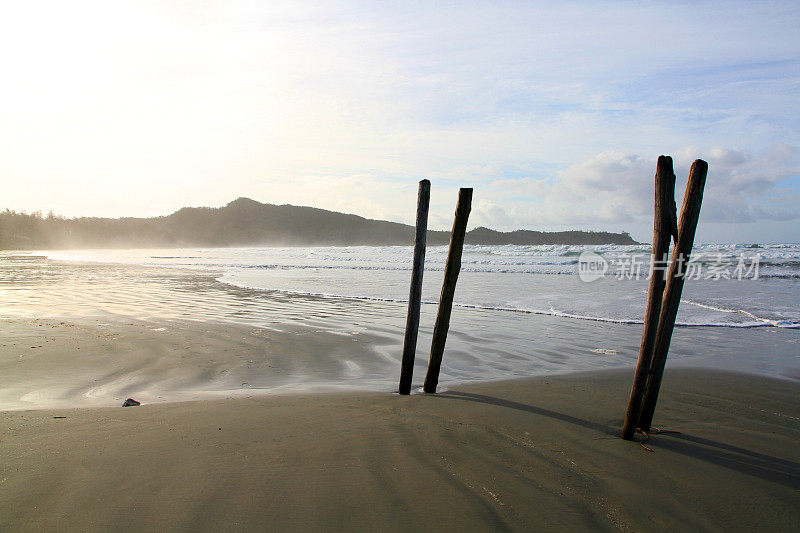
[621,156,677,440]
[399,179,431,395]
[423,188,472,394]
[638,159,708,432]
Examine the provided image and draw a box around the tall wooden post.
[399,179,431,395]
[621,156,677,440]
[638,159,708,432]
[423,188,472,394]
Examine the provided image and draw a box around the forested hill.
[0,197,637,249]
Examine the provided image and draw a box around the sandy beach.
[2,319,799,531]
[2,256,799,530]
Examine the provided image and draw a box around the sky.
[1,0,799,243]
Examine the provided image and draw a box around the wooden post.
[621,156,676,440]
[423,188,472,394]
[399,179,431,395]
[665,166,679,246]
[638,159,708,432]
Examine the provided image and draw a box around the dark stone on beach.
[122,398,141,407]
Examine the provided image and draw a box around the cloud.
[469,151,652,229]
[467,146,800,235]
[690,145,800,223]
[472,198,515,228]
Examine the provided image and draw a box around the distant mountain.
[0,197,637,249]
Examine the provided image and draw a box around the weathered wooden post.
[638,159,708,432]
[399,179,431,395]
[621,156,678,440]
[423,188,472,394]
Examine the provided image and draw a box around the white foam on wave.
[216,274,799,329]
[680,298,773,323]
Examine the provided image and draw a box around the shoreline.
[2,368,798,530]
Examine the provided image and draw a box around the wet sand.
[2,364,799,531]
[0,317,398,410]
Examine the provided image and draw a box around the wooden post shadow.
[424,187,472,394]
[399,179,431,395]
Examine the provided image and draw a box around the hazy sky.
[2,1,798,243]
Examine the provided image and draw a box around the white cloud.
[466,146,800,239]
[469,151,653,228]
[690,145,800,223]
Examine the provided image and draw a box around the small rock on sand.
[122,398,141,407]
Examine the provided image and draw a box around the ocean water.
[1,243,798,408]
[40,243,800,328]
